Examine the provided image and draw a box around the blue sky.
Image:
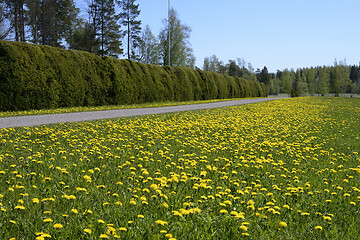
[77,0,360,72]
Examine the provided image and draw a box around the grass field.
[0,97,359,239]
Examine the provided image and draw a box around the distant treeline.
[202,55,360,97]
[264,64,360,97]
[0,40,267,111]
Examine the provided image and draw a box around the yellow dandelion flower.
[155,220,168,226]
[315,226,323,231]
[43,218,53,223]
[119,227,127,231]
[84,228,92,234]
[247,199,254,205]
[283,204,290,209]
[68,195,76,200]
[230,211,238,216]
[235,214,245,219]
[180,209,190,215]
[71,209,78,214]
[83,175,91,181]
[193,207,202,214]
[53,223,63,229]
[219,209,228,214]
[279,222,287,227]
[183,202,190,207]
[99,234,109,239]
[84,209,93,214]
[240,225,248,231]
[172,211,183,217]
[40,233,51,238]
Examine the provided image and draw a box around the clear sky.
[134,0,360,72]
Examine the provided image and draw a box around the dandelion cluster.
[0,97,359,239]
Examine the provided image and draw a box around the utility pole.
[168,0,171,66]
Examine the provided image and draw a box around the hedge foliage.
[0,40,267,111]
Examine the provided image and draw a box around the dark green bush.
[0,40,267,111]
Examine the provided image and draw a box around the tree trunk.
[14,0,19,41]
[34,3,38,44]
[101,0,104,56]
[40,0,45,45]
[90,2,97,53]
[19,0,25,41]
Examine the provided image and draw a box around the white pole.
[168,0,171,66]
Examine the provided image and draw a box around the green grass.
[0,97,359,239]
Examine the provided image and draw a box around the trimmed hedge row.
[0,40,267,111]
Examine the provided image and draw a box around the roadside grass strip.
[0,98,257,118]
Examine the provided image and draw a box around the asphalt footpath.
[0,97,284,129]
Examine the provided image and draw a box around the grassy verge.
[0,97,359,239]
[0,97,259,118]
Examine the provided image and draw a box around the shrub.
[0,40,267,111]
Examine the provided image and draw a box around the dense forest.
[1,0,359,97]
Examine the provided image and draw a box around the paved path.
[0,97,284,129]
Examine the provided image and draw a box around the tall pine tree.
[0,0,25,41]
[26,0,78,47]
[88,0,122,57]
[118,0,141,60]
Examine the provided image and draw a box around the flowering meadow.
[0,97,359,239]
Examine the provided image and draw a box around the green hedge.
[0,40,267,111]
